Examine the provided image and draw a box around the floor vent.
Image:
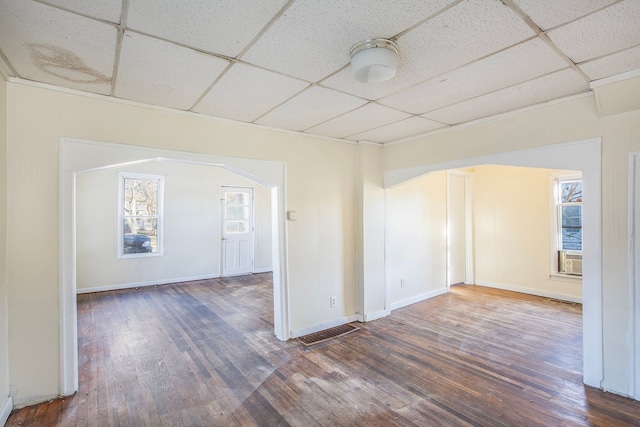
[298,323,360,346]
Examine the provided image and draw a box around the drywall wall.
[5,82,357,405]
[472,165,582,301]
[76,161,272,291]
[0,80,11,422]
[383,91,640,396]
[387,171,448,308]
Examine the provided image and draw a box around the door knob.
[221,237,226,240]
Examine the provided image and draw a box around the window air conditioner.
[558,250,582,276]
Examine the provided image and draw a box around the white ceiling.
[0,0,638,144]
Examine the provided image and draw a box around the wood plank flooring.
[7,275,640,426]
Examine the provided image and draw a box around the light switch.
[287,210,297,221]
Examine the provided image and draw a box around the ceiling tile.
[242,0,457,82]
[305,103,411,139]
[323,0,536,101]
[39,0,123,23]
[347,116,446,144]
[379,38,568,114]
[193,63,309,123]
[398,0,536,80]
[115,32,229,110]
[127,0,288,58]
[512,0,617,30]
[547,0,640,63]
[0,0,116,94]
[255,86,367,131]
[423,69,589,124]
[579,46,640,81]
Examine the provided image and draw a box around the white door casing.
[628,152,640,400]
[447,171,473,287]
[221,186,254,276]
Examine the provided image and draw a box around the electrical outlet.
[330,296,337,308]
[400,279,405,288]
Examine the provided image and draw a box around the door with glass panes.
[221,187,254,276]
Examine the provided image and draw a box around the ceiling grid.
[0,0,637,144]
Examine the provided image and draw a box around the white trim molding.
[476,281,582,304]
[290,315,360,339]
[628,152,640,400]
[390,287,448,311]
[76,274,221,294]
[1,396,12,426]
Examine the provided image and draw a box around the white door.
[447,172,473,287]
[221,186,254,277]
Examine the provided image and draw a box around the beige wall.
[387,171,448,307]
[472,165,581,300]
[6,83,357,404]
[76,161,272,291]
[383,92,640,396]
[386,165,582,306]
[0,80,10,417]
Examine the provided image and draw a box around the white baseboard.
[390,287,448,311]
[290,315,360,339]
[253,268,273,274]
[1,396,12,426]
[76,274,220,294]
[363,309,390,322]
[475,281,583,303]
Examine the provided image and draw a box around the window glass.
[560,206,582,250]
[561,181,582,203]
[224,191,250,234]
[557,179,582,252]
[121,175,162,256]
[226,192,246,205]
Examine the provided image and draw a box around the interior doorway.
[383,138,602,389]
[59,137,290,397]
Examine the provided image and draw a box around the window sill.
[549,273,582,282]
[118,252,163,259]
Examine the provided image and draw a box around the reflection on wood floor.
[8,274,640,426]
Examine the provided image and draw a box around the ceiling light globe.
[350,39,399,84]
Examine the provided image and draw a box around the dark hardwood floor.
[7,275,640,426]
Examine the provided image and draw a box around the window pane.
[225,221,248,233]
[123,217,158,254]
[226,192,246,205]
[226,206,249,220]
[561,206,582,250]
[124,178,158,216]
[561,182,582,203]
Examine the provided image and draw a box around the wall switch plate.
[287,210,297,221]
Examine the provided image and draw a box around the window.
[119,173,164,257]
[557,179,582,251]
[224,190,251,234]
[551,173,582,276]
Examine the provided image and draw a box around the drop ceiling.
[0,0,638,144]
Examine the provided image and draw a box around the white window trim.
[549,172,582,280]
[118,172,165,258]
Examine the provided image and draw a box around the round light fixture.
[350,38,399,84]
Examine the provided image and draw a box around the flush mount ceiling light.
[350,38,399,84]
